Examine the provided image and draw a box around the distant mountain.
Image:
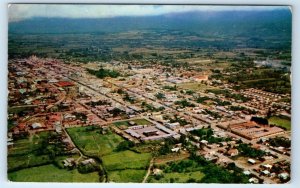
[9,9,291,40]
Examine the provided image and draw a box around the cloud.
[8,4,288,22]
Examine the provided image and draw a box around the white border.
[1,1,299,188]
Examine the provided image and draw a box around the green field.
[67,126,153,182]
[8,132,54,171]
[108,169,147,183]
[8,154,52,172]
[113,118,152,128]
[67,126,124,156]
[102,150,152,171]
[8,164,100,182]
[177,82,216,92]
[8,131,50,156]
[148,171,205,183]
[269,116,291,130]
[132,119,152,125]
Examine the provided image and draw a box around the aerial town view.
[7,4,291,184]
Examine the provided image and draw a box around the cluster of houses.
[7,57,291,184]
[241,88,291,116]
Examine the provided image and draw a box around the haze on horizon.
[8,4,290,22]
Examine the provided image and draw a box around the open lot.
[154,153,190,165]
[148,159,205,183]
[108,169,147,183]
[148,171,205,183]
[178,82,216,92]
[66,126,124,156]
[8,131,50,156]
[8,132,54,172]
[67,125,153,182]
[8,164,100,182]
[102,150,152,171]
[268,116,291,130]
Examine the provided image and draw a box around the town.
[8,55,291,183]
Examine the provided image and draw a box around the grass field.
[113,118,152,128]
[269,116,291,130]
[178,82,216,92]
[154,153,190,164]
[148,171,205,183]
[67,126,152,182]
[8,132,54,171]
[8,164,100,182]
[132,119,152,125]
[67,126,124,156]
[108,169,147,183]
[8,131,50,156]
[102,150,152,171]
[8,154,52,172]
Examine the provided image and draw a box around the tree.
[109,107,124,117]
[187,178,196,183]
[251,116,268,125]
[155,92,165,100]
[115,141,135,151]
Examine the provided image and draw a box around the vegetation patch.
[237,143,265,158]
[87,68,120,79]
[66,126,124,156]
[102,150,152,171]
[178,82,215,92]
[8,164,100,182]
[268,116,291,130]
[108,169,147,183]
[148,171,205,183]
[7,131,66,172]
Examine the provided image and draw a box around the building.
[227,148,239,157]
[248,158,256,165]
[56,81,78,98]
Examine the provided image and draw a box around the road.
[142,158,154,183]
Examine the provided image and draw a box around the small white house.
[248,158,256,165]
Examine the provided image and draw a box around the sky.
[8,4,289,22]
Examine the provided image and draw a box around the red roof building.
[56,81,75,87]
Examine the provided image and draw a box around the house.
[153,168,162,176]
[248,158,256,165]
[278,172,289,180]
[262,164,272,169]
[227,149,239,157]
[63,158,75,167]
[171,147,180,152]
[31,122,43,129]
[193,75,208,82]
[165,122,180,130]
[261,170,270,176]
[81,158,96,165]
[129,121,137,126]
[249,177,259,184]
[243,170,251,175]
[200,140,208,145]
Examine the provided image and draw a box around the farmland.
[268,116,291,130]
[148,171,205,183]
[66,126,124,156]
[67,126,153,182]
[8,164,100,182]
[102,150,152,171]
[177,82,216,92]
[8,132,55,172]
[108,169,147,183]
